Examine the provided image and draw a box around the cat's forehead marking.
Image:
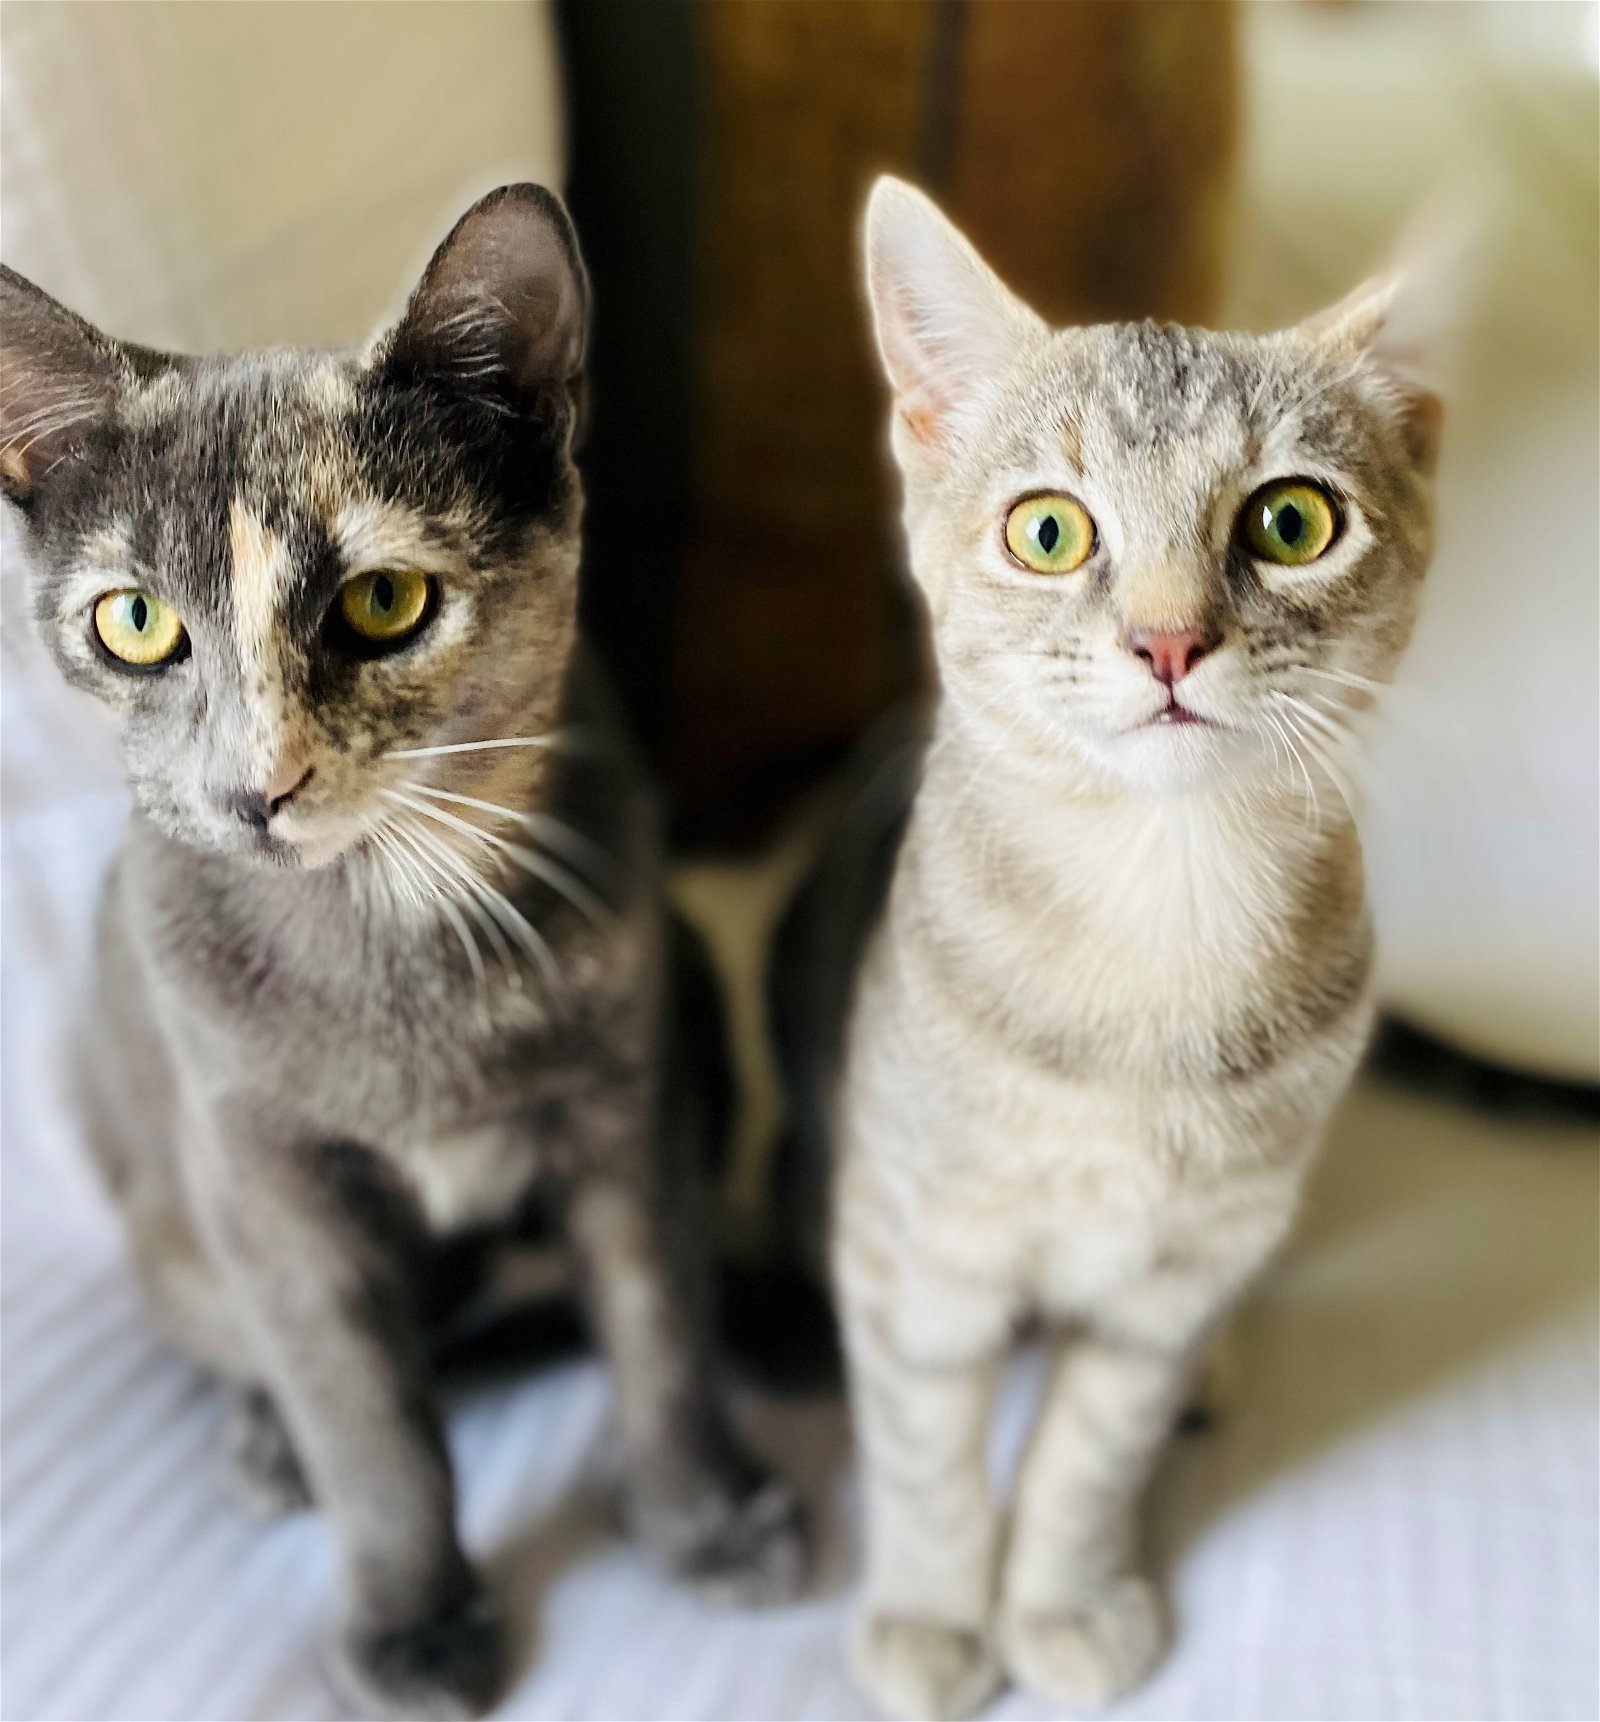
[333,496,475,577]
[1096,323,1227,450]
[227,496,293,685]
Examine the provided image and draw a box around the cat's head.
[863,176,1448,795]
[1,184,587,867]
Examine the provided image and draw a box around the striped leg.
[841,1267,1009,1721]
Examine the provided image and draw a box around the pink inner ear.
[897,400,942,449]
[1402,391,1444,477]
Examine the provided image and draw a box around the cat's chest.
[388,1118,540,1232]
[903,794,1356,1080]
[145,857,648,1144]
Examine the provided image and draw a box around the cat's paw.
[639,1473,810,1607]
[999,1574,1167,1707]
[224,1385,313,1517]
[850,1610,1004,1721]
[333,1588,506,1721]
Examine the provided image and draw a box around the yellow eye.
[1242,481,1338,566]
[93,590,187,668]
[1003,493,1096,575]
[336,569,433,646]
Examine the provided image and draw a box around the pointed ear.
[863,176,1045,452]
[0,266,124,504]
[375,184,588,408]
[1297,205,1478,477]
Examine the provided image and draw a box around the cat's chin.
[1081,720,1256,794]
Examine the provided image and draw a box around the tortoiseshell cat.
[773,178,1448,1719]
[0,186,804,1719]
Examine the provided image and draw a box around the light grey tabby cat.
[778,177,1448,1719]
[0,185,805,1720]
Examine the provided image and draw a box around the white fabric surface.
[3,635,1597,1721]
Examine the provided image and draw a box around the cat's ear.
[375,183,588,406]
[863,176,1045,453]
[1297,205,1477,476]
[0,266,124,505]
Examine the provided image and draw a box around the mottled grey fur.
[1,185,804,1721]
[775,178,1445,1719]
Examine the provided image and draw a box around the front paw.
[851,1610,1004,1721]
[334,1587,506,1721]
[634,1472,810,1607]
[999,1574,1166,1707]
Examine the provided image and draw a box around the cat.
[771,176,1447,1720]
[0,184,806,1720]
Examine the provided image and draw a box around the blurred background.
[2,5,1595,1720]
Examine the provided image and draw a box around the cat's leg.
[184,1122,501,1722]
[996,1326,1193,1706]
[564,1167,809,1604]
[127,1197,316,1517]
[839,1256,1010,1721]
[998,1253,1269,1706]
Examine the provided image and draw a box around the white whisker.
[1278,691,1361,762]
[1274,697,1361,828]
[368,825,428,912]
[1299,664,1383,695]
[1263,707,1321,830]
[387,803,563,994]
[398,780,622,895]
[383,734,567,761]
[385,787,608,925]
[388,814,521,988]
[380,821,486,989]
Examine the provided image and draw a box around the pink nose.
[1127,625,1219,686]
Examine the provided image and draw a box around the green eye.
[1003,493,1096,574]
[336,569,433,646]
[93,589,187,667]
[1242,481,1339,566]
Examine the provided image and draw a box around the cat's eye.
[1003,493,1096,575]
[334,569,435,650]
[93,589,188,669]
[1241,481,1339,567]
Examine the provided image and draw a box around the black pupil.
[1036,514,1061,553]
[130,595,148,632]
[1277,503,1304,545]
[373,574,395,613]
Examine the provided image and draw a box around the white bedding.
[2,634,1596,1722]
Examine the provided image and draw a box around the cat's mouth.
[234,814,366,871]
[1138,697,1215,731]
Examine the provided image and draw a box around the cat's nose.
[229,763,313,830]
[1127,625,1220,686]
